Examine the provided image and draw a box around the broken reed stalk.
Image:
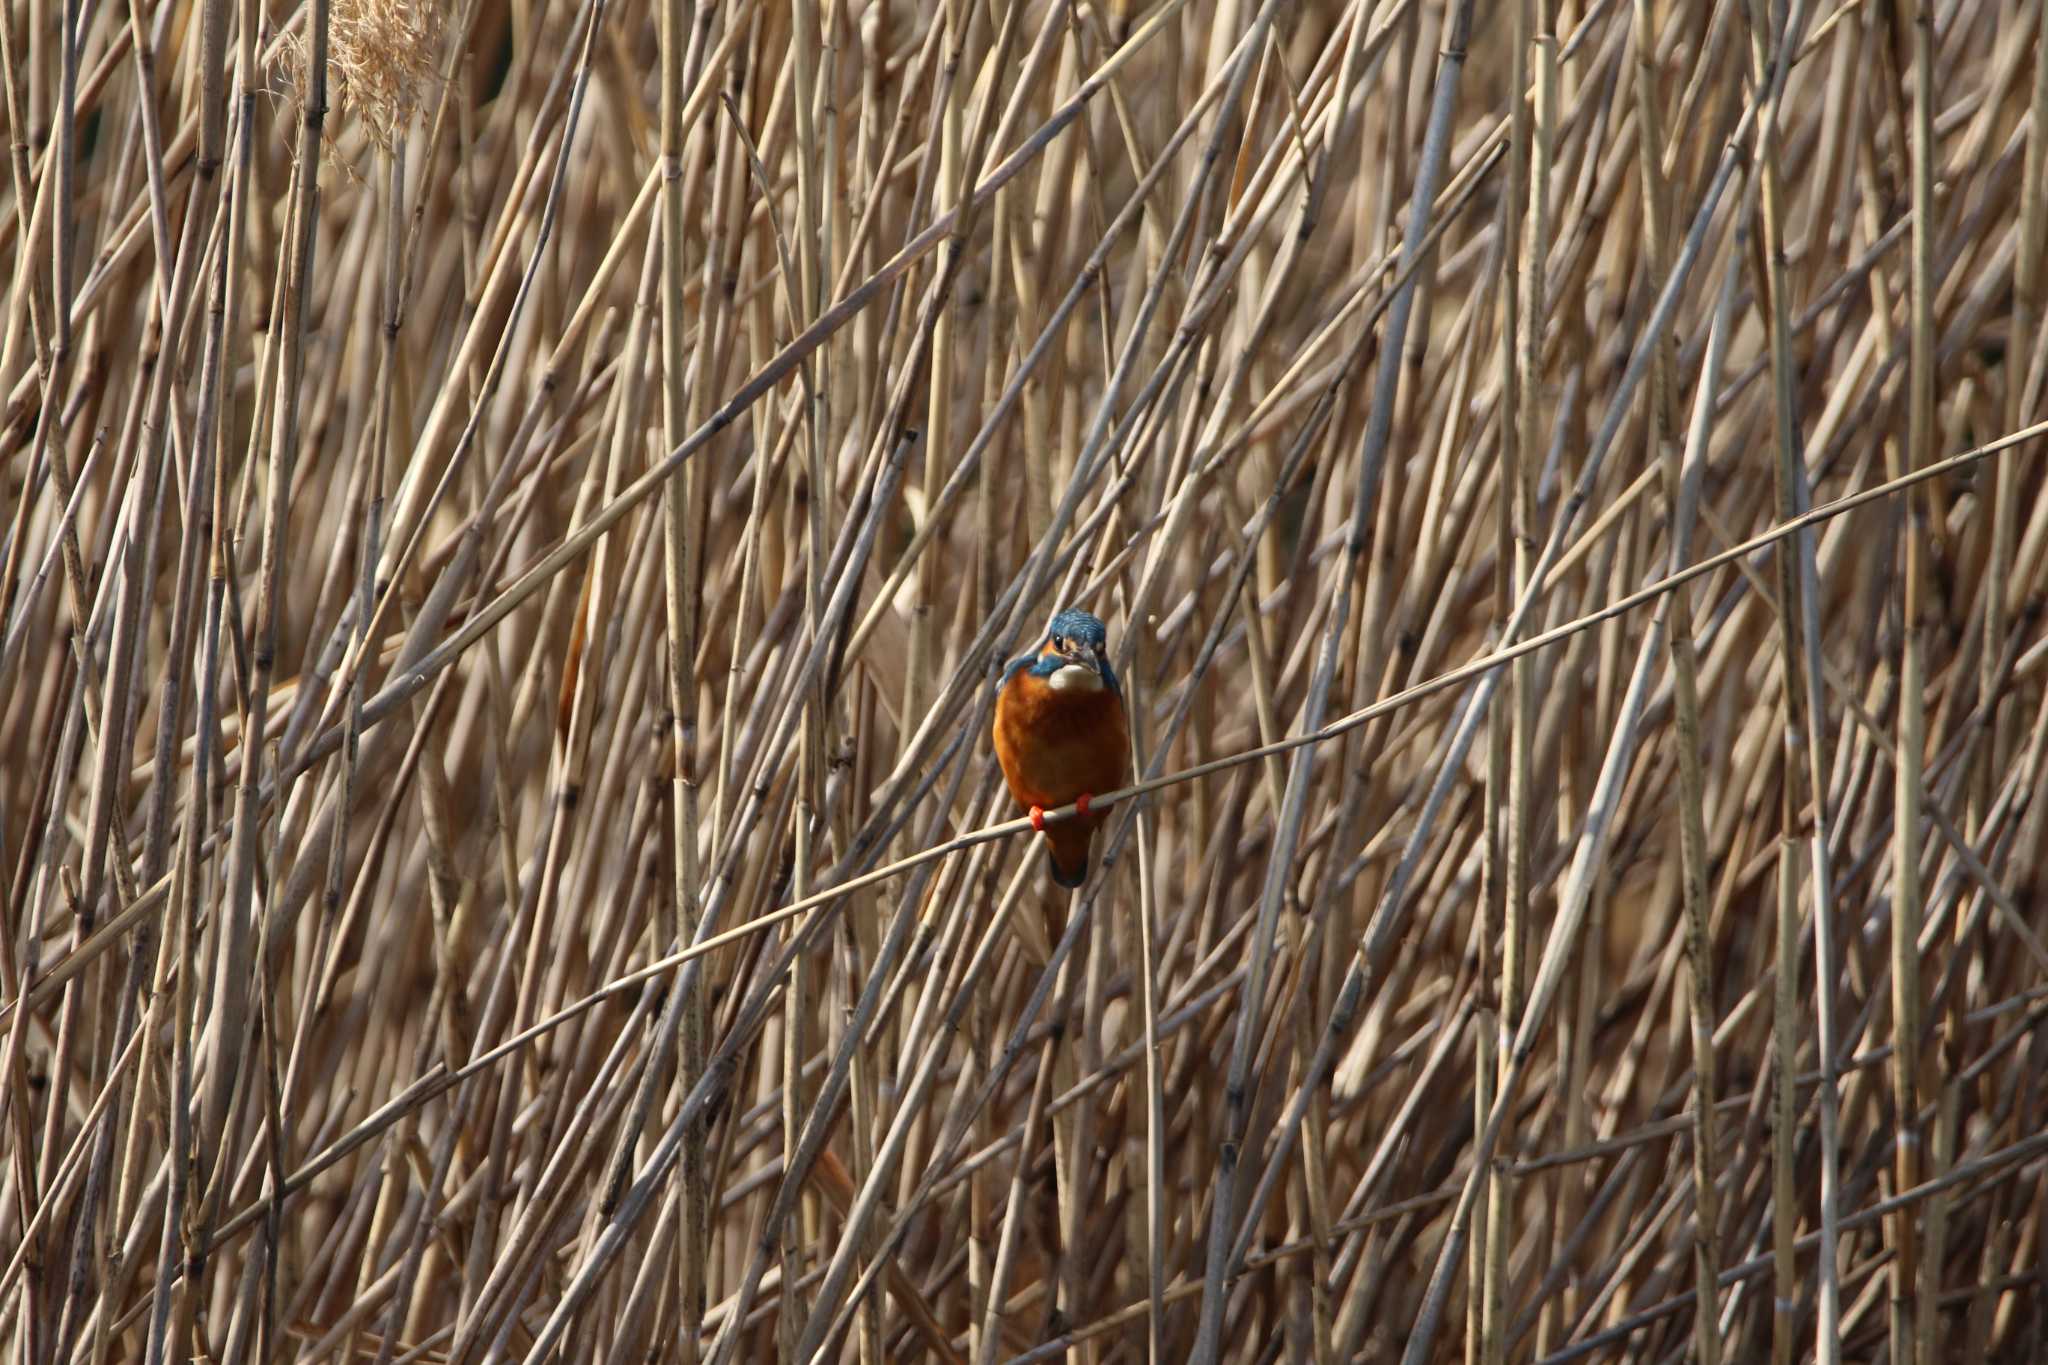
[7,1,2048,1362]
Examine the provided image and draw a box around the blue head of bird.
[1016,608,1121,697]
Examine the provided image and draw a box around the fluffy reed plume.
[3,0,2048,1361]
[277,0,443,151]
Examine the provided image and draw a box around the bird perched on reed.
[993,608,1129,888]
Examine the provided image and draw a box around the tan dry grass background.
[4,0,2048,1361]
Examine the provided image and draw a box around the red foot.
[1075,793,1094,817]
[1030,805,1046,832]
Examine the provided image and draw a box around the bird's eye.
[1051,636,1064,651]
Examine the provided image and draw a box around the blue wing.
[997,650,1037,692]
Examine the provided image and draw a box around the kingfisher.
[993,607,1130,889]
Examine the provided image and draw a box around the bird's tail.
[1042,822,1095,889]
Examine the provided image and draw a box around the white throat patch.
[1047,662,1105,694]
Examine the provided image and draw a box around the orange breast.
[993,670,1129,813]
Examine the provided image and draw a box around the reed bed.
[5,0,2048,1359]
